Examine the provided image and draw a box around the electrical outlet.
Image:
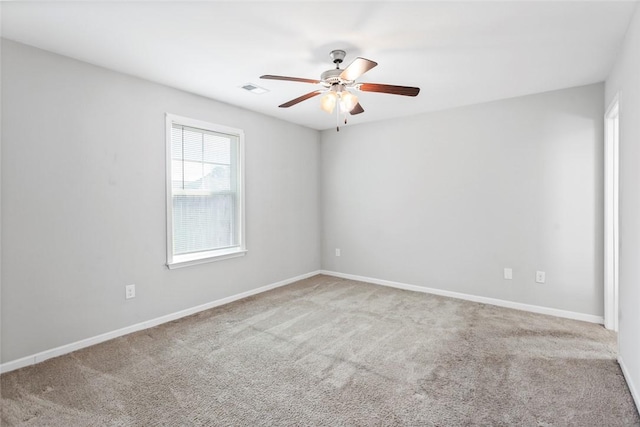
[125,284,136,299]
[335,248,341,257]
[536,271,546,284]
[504,268,513,280]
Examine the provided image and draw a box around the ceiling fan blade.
[260,75,321,84]
[278,90,323,108]
[357,83,420,97]
[339,57,378,81]
[350,103,364,115]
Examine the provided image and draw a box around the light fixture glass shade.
[339,91,359,113]
[320,92,337,114]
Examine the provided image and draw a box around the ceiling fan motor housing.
[321,69,344,85]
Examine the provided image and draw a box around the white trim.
[168,249,247,269]
[165,114,174,267]
[619,356,640,412]
[0,270,321,374]
[605,92,620,119]
[320,270,604,324]
[604,94,620,332]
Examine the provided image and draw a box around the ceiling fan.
[261,50,420,131]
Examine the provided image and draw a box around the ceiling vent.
[241,83,269,94]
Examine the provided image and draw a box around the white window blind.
[166,115,245,268]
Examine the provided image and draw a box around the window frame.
[165,113,246,269]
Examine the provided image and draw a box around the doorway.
[604,95,619,332]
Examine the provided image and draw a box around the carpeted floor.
[1,274,639,426]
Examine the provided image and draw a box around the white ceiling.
[1,1,637,130]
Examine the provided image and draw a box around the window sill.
[167,248,247,269]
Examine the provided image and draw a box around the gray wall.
[1,40,321,363]
[605,3,640,407]
[0,39,614,369]
[321,83,604,316]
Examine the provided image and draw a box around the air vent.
[241,83,269,94]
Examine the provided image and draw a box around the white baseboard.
[0,269,606,375]
[619,356,640,412]
[0,270,321,374]
[320,270,604,325]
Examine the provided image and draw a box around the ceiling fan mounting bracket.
[329,49,346,66]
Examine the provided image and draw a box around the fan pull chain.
[336,104,340,132]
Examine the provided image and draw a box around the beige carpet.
[1,274,639,426]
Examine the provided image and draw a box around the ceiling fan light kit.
[320,87,359,114]
[261,49,420,131]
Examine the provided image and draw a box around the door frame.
[604,94,619,332]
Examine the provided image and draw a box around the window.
[166,114,245,268]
